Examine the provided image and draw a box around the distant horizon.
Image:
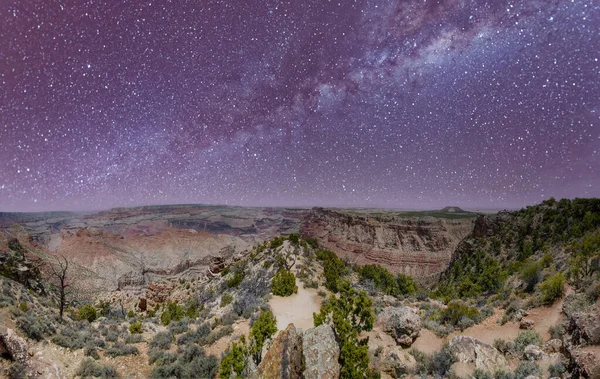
[0,197,586,214]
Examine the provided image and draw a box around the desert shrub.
[51,328,88,350]
[411,344,456,377]
[500,299,521,325]
[513,330,542,353]
[150,331,173,350]
[317,290,327,297]
[520,261,542,292]
[270,236,285,249]
[586,281,600,301]
[272,269,298,296]
[84,345,100,360]
[76,358,118,378]
[185,300,200,319]
[220,336,249,378]
[220,293,233,307]
[78,304,98,322]
[539,273,565,304]
[105,341,139,357]
[438,301,479,327]
[200,325,234,346]
[514,361,540,378]
[17,313,54,341]
[124,334,144,344]
[249,309,278,364]
[160,302,185,326]
[127,310,135,318]
[493,339,514,355]
[422,319,454,338]
[314,280,374,377]
[177,323,211,345]
[7,362,27,379]
[549,323,566,340]
[148,348,178,365]
[168,319,189,335]
[355,264,417,296]
[549,362,567,377]
[184,355,218,378]
[129,321,143,334]
[105,330,119,342]
[150,363,183,379]
[226,271,243,288]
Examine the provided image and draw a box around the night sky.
[1,0,599,212]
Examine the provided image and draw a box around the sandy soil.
[268,280,323,332]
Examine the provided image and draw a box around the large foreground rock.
[0,327,29,365]
[375,306,421,347]
[303,324,340,379]
[255,324,303,379]
[449,335,508,373]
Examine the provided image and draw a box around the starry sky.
[1,0,599,212]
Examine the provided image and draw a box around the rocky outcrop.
[449,335,508,373]
[300,208,473,279]
[375,306,421,347]
[520,319,535,330]
[255,324,303,379]
[303,324,340,379]
[0,327,32,376]
[524,344,544,361]
[543,339,563,354]
[369,345,416,377]
[564,302,600,377]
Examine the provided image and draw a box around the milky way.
[1,0,599,211]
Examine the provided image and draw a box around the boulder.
[515,309,529,321]
[375,306,421,347]
[369,345,416,378]
[567,304,600,346]
[449,335,508,373]
[523,344,544,361]
[568,347,600,378]
[0,327,29,364]
[303,324,340,379]
[542,339,562,354]
[255,324,303,379]
[520,319,535,330]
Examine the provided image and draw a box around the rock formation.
[375,306,421,347]
[301,208,473,279]
[303,324,340,379]
[448,335,508,373]
[255,324,303,379]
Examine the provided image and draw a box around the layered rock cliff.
[300,208,474,280]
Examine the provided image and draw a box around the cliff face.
[301,208,474,280]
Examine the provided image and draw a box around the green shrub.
[19,303,28,312]
[105,341,139,357]
[150,331,173,350]
[220,293,233,307]
[270,237,285,249]
[539,273,565,304]
[513,330,542,353]
[226,271,243,288]
[17,314,54,341]
[316,249,346,292]
[124,334,144,344]
[129,321,143,334]
[250,309,277,364]
[520,261,542,292]
[438,301,479,327]
[127,310,135,318]
[160,302,185,326]
[220,336,248,378]
[84,346,100,360]
[76,358,118,378]
[271,269,298,296]
[78,304,98,322]
[549,362,567,377]
[411,344,456,377]
[355,264,417,296]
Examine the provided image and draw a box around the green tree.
[314,280,374,377]
[249,309,277,364]
[219,336,248,378]
[539,273,565,304]
[271,269,298,296]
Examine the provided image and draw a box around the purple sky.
[1,0,599,212]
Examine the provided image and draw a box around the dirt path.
[269,280,322,332]
[411,289,571,353]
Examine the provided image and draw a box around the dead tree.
[48,255,70,321]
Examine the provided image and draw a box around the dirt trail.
[269,280,323,332]
[411,289,570,352]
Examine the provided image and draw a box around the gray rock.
[375,306,421,347]
[0,327,30,365]
[369,345,416,378]
[542,339,563,354]
[523,344,544,361]
[515,309,529,321]
[520,319,535,330]
[449,335,508,373]
[303,324,340,379]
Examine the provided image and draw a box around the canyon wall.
[301,208,475,281]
